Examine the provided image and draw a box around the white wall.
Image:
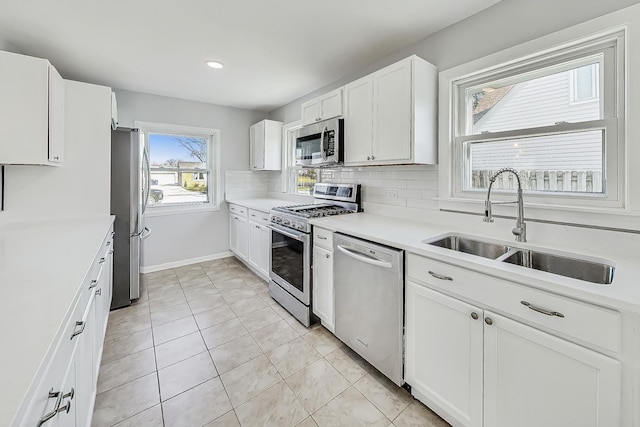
[269,0,638,124]
[113,89,267,269]
[0,80,111,224]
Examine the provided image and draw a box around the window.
[282,121,324,195]
[449,31,624,207]
[136,122,220,213]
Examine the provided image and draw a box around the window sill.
[145,204,221,217]
[437,197,640,231]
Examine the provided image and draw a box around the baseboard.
[141,251,233,273]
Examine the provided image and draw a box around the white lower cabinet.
[405,282,483,427]
[484,311,620,427]
[312,245,334,331]
[405,281,621,427]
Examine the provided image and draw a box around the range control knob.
[283,219,290,226]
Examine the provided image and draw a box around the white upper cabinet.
[0,51,65,165]
[301,88,343,125]
[250,119,282,170]
[344,55,437,166]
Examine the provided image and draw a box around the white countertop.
[0,216,114,426]
[226,198,297,213]
[310,211,640,313]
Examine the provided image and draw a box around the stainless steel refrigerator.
[110,127,150,308]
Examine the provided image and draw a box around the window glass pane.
[466,130,604,193]
[148,133,210,206]
[291,169,318,195]
[468,61,601,135]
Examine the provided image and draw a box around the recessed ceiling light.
[205,60,224,69]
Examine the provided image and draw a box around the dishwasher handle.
[336,244,393,269]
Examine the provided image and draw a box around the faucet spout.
[483,168,527,242]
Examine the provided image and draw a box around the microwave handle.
[320,126,328,161]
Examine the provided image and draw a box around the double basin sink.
[425,234,614,285]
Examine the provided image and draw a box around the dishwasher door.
[333,233,404,385]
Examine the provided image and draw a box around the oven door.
[268,224,311,305]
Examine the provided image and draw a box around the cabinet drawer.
[407,253,621,353]
[248,209,270,225]
[313,227,333,250]
[229,204,248,217]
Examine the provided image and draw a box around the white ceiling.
[0,0,500,111]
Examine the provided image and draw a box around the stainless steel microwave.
[295,118,343,167]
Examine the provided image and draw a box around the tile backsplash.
[321,165,439,210]
[227,165,439,210]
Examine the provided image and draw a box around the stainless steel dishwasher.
[333,233,404,385]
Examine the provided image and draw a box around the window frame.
[442,28,626,211]
[135,121,221,216]
[282,120,322,195]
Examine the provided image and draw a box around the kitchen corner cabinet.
[405,253,622,427]
[343,55,436,166]
[312,227,334,332]
[250,119,282,171]
[229,204,249,261]
[248,209,270,278]
[0,50,65,165]
[16,225,113,427]
[301,88,343,126]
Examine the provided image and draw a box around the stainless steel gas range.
[268,183,361,326]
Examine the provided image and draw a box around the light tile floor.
[93,257,452,427]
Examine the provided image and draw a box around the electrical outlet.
[386,190,398,199]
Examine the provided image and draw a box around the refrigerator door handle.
[142,144,151,215]
[140,227,151,240]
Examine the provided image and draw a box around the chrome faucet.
[483,168,527,242]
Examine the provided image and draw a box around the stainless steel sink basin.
[425,235,510,260]
[502,250,614,285]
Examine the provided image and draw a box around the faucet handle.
[483,200,494,223]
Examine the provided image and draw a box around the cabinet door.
[484,311,621,427]
[312,245,334,331]
[259,224,270,277]
[318,88,342,121]
[74,291,97,427]
[373,59,412,162]
[405,283,483,427]
[48,65,65,163]
[229,215,239,254]
[0,51,49,164]
[301,99,320,125]
[343,76,373,164]
[236,216,249,261]
[250,121,265,170]
[248,222,262,269]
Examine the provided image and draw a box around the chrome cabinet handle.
[38,389,64,426]
[371,155,375,160]
[485,317,493,325]
[106,241,111,246]
[471,312,479,320]
[70,321,85,339]
[96,289,102,296]
[99,257,106,264]
[316,236,327,240]
[367,156,370,160]
[428,271,453,281]
[89,280,98,289]
[521,301,565,318]
[57,388,74,414]
[325,254,330,259]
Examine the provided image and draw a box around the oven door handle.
[267,225,308,242]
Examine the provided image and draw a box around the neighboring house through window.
[135,121,221,213]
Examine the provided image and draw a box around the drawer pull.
[96,289,102,296]
[521,301,565,318]
[70,321,86,339]
[428,271,453,281]
[106,241,111,246]
[251,214,256,217]
[316,236,327,240]
[38,389,64,426]
[99,257,106,264]
[471,312,479,320]
[89,279,98,289]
